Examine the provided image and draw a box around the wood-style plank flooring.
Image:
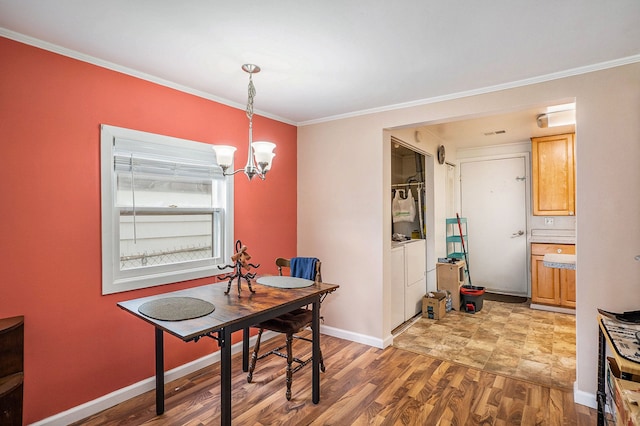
[394,299,576,390]
[73,333,596,425]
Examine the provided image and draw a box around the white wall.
[298,62,640,402]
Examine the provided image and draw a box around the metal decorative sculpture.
[217,240,260,296]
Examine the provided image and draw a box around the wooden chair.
[247,257,325,400]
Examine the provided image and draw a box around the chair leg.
[285,333,293,400]
[247,328,263,383]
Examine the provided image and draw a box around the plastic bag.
[392,189,416,223]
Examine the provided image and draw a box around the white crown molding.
[300,54,640,126]
[0,28,295,126]
[2,27,639,128]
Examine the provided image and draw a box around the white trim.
[28,331,276,426]
[100,124,234,294]
[319,324,385,349]
[0,28,294,126]
[299,55,640,126]
[573,382,597,409]
[2,27,638,128]
[530,303,576,315]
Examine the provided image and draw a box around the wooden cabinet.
[531,244,575,308]
[531,133,575,216]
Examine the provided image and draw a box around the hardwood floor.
[73,333,596,425]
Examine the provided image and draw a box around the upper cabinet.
[531,133,576,216]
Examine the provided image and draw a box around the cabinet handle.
[557,248,562,253]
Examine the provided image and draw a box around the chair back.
[276,257,322,283]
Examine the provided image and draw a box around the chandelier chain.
[246,74,255,121]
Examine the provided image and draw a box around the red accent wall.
[0,37,297,424]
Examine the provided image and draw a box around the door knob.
[511,230,524,237]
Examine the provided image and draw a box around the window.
[100,125,233,295]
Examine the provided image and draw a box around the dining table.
[117,277,339,425]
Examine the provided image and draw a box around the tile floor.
[393,299,576,389]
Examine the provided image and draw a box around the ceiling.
[1,1,639,132]
[418,105,577,149]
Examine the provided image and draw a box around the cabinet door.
[531,133,575,216]
[531,254,560,305]
[560,269,576,308]
[531,243,575,307]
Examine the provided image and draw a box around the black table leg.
[243,327,249,372]
[597,325,606,426]
[220,327,233,426]
[312,297,320,404]
[155,328,164,415]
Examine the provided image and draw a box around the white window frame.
[100,124,234,295]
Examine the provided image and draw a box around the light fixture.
[213,64,276,180]
[537,103,576,128]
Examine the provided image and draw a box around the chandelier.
[213,64,276,180]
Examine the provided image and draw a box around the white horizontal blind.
[113,137,223,179]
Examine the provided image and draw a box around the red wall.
[0,37,297,424]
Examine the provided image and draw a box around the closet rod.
[391,182,424,188]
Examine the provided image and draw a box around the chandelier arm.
[223,168,248,176]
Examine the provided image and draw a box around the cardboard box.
[608,358,640,426]
[437,260,465,310]
[613,375,640,425]
[422,291,447,320]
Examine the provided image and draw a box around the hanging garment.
[392,189,416,223]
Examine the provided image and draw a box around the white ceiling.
[419,105,578,149]
[1,0,639,136]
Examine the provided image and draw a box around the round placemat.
[138,297,215,321]
[256,276,314,288]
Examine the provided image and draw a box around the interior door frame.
[458,152,531,296]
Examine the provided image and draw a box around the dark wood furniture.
[117,280,338,426]
[0,316,24,426]
[247,258,324,400]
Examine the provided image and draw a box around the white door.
[460,156,528,296]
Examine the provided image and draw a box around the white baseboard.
[29,331,276,426]
[573,382,597,409]
[320,324,384,349]
[530,303,576,315]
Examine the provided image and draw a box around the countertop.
[543,253,576,270]
[392,238,424,248]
